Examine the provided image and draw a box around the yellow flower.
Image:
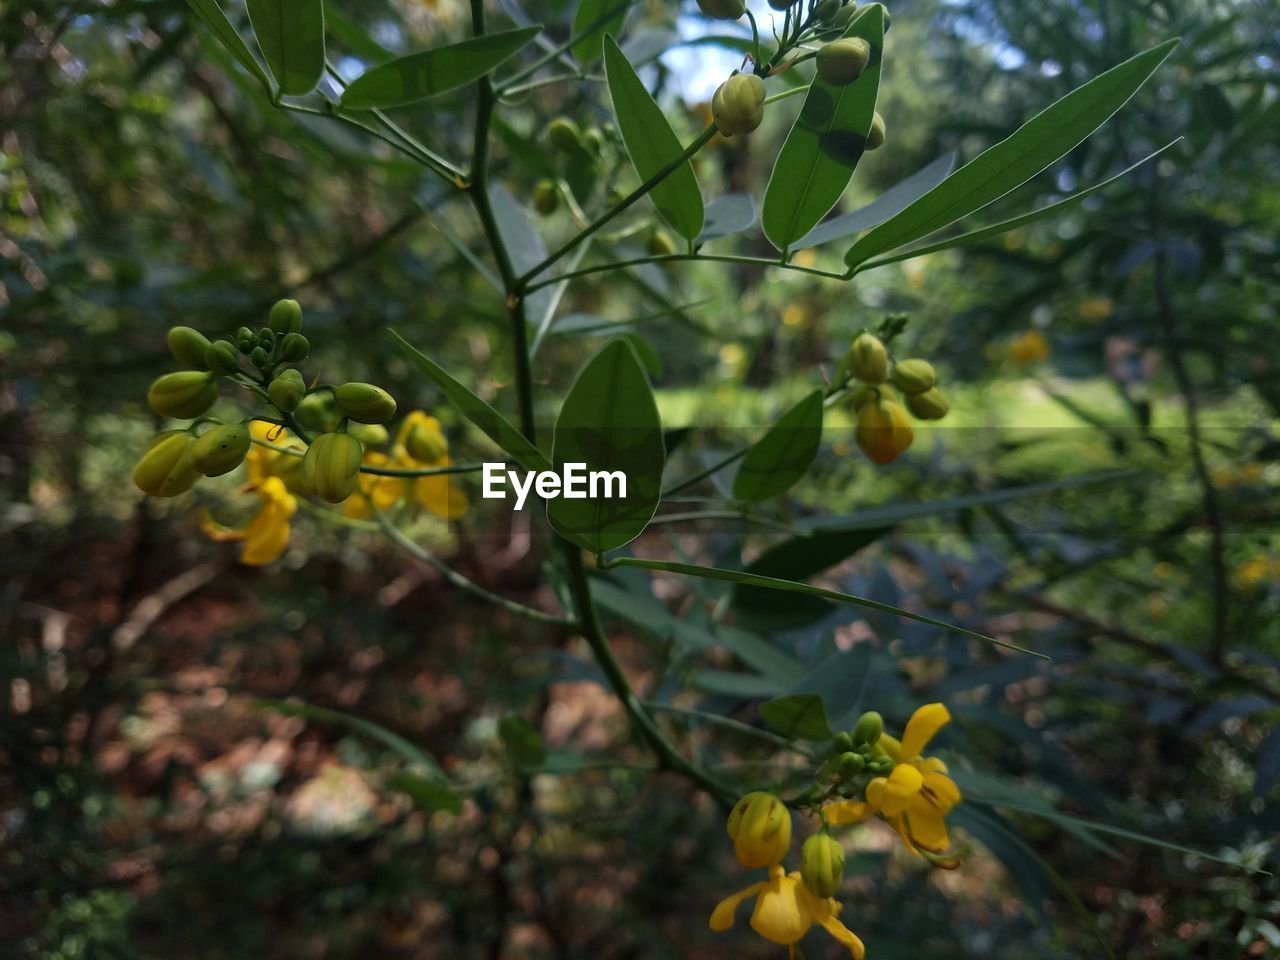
[202,476,297,566]
[395,410,469,520]
[1008,330,1050,364]
[343,451,408,519]
[247,420,304,489]
[727,792,792,869]
[825,703,962,857]
[710,864,865,959]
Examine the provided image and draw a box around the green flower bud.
[646,229,678,257]
[334,382,397,425]
[832,731,854,753]
[696,0,745,19]
[300,432,364,503]
[533,179,560,216]
[268,298,303,335]
[257,329,276,351]
[712,73,766,137]
[853,711,883,746]
[347,422,390,446]
[132,431,200,497]
[279,332,310,362]
[890,358,937,395]
[206,340,241,375]
[838,751,865,776]
[869,754,894,775]
[814,0,841,22]
[847,332,889,383]
[800,833,846,899]
[167,326,212,369]
[767,0,800,10]
[268,369,306,413]
[847,383,897,410]
[404,421,449,463]
[866,111,886,151]
[190,423,251,477]
[831,3,858,29]
[547,117,582,151]
[147,371,218,420]
[906,386,950,421]
[295,391,336,432]
[817,38,871,86]
[726,792,792,869]
[582,127,605,154]
[236,326,255,353]
[249,346,269,368]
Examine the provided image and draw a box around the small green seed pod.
[334,382,397,425]
[853,710,883,746]
[866,111,886,151]
[646,229,678,257]
[167,326,212,369]
[696,0,745,19]
[906,386,950,420]
[817,37,871,86]
[801,834,846,899]
[300,432,364,503]
[712,73,766,137]
[206,340,242,375]
[279,332,310,362]
[268,369,307,413]
[147,371,218,420]
[533,179,560,216]
[847,333,889,384]
[190,423,252,477]
[132,431,201,497]
[268,298,303,335]
[890,358,937,395]
[547,117,582,151]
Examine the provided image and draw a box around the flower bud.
[832,731,854,753]
[726,792,792,869]
[696,0,745,19]
[279,332,310,362]
[646,229,678,257]
[547,117,582,151]
[869,754,894,775]
[132,431,201,497]
[847,383,897,410]
[190,423,251,477]
[206,340,241,375]
[712,74,766,137]
[817,38,871,87]
[257,329,276,351]
[167,326,212,369]
[800,833,846,899]
[347,422,389,446]
[866,111,886,150]
[814,0,841,22]
[269,298,303,335]
[847,333,888,383]
[300,432,364,503]
[334,382,397,425]
[767,0,799,9]
[856,398,913,464]
[583,127,605,154]
[236,327,255,353]
[295,391,336,432]
[404,420,449,464]
[890,358,936,395]
[852,710,883,746]
[533,180,560,216]
[249,346,269,368]
[147,371,218,420]
[830,3,858,29]
[838,751,865,776]
[906,386,949,421]
[268,369,306,412]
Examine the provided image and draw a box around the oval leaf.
[844,38,1179,269]
[761,5,885,252]
[246,0,325,97]
[760,694,833,741]
[548,339,666,554]
[573,0,630,65]
[733,391,824,503]
[341,26,542,110]
[603,35,704,241]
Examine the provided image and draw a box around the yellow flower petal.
[815,914,867,960]
[709,880,767,932]
[904,807,950,853]
[749,872,812,946]
[878,733,903,762]
[920,770,961,812]
[824,800,876,825]
[900,702,951,759]
[871,764,924,816]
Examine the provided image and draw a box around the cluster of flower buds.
[532,116,615,217]
[844,330,950,464]
[725,791,848,903]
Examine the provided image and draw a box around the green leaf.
[389,329,551,474]
[548,339,666,553]
[186,0,273,92]
[854,143,1179,271]
[759,694,833,740]
[603,35,704,241]
[573,0,630,64]
[390,772,463,814]
[761,5,885,252]
[733,391,824,503]
[487,184,554,328]
[498,716,547,767]
[697,193,756,245]
[340,26,542,109]
[246,0,325,97]
[843,38,1180,269]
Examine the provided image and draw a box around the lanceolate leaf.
[760,694,833,740]
[548,339,666,553]
[733,391,824,503]
[246,0,325,97]
[603,35,704,241]
[389,330,551,474]
[844,38,1180,269]
[761,4,885,252]
[341,26,542,109]
[186,0,273,92]
[573,0,630,65]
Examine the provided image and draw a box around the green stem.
[522,251,848,294]
[248,436,488,478]
[661,447,749,498]
[496,0,629,92]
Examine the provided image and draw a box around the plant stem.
[521,251,848,294]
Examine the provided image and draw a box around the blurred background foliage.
[2,0,1279,957]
